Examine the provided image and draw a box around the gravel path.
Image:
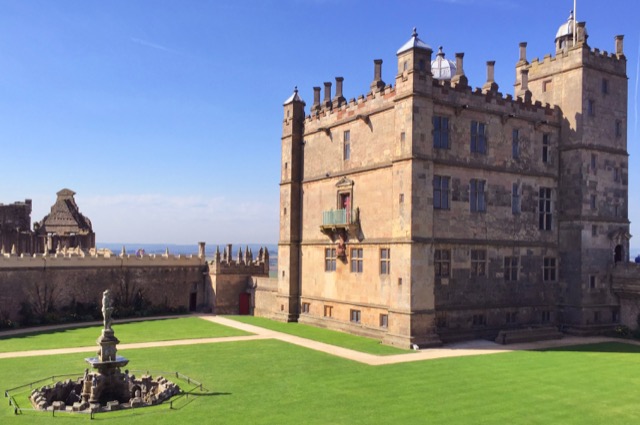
[1,314,636,366]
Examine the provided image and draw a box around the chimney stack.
[482,60,499,93]
[333,76,345,107]
[615,35,624,56]
[198,242,206,259]
[312,87,321,113]
[370,59,385,92]
[517,69,532,102]
[451,53,468,87]
[518,42,528,64]
[323,82,332,108]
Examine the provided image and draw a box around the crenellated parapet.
[209,243,270,276]
[0,246,205,270]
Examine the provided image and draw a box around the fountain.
[29,290,181,413]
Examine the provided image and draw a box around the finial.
[412,27,418,38]
[437,46,444,57]
[294,86,298,94]
[569,10,573,20]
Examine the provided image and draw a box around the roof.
[283,87,304,105]
[36,189,93,235]
[555,11,587,40]
[431,46,457,80]
[397,28,432,55]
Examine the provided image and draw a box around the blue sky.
[1,0,638,246]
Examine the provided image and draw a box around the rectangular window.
[602,78,609,94]
[506,312,517,324]
[350,309,361,324]
[504,256,519,281]
[541,310,551,323]
[594,311,600,323]
[433,175,450,210]
[343,130,351,160]
[543,257,557,282]
[302,302,310,313]
[350,248,363,273]
[616,120,622,138]
[588,99,595,116]
[470,179,486,212]
[614,167,620,182]
[470,121,486,154]
[472,314,486,326]
[512,129,519,159]
[380,248,391,275]
[543,79,553,92]
[470,249,486,277]
[512,183,521,215]
[324,305,333,317]
[325,248,337,272]
[592,225,598,237]
[612,310,619,323]
[542,133,550,163]
[589,275,596,289]
[590,194,597,210]
[379,314,388,328]
[434,249,451,278]
[433,116,449,149]
[539,187,552,231]
[591,154,597,171]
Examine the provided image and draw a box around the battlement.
[208,243,270,276]
[0,246,205,269]
[431,78,561,121]
[303,83,396,126]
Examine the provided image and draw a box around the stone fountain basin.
[85,356,129,368]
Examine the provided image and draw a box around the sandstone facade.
[276,14,630,347]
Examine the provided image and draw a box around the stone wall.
[0,253,207,323]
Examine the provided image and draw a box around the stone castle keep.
[276,12,638,347]
[2,12,640,349]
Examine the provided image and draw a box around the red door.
[239,292,251,315]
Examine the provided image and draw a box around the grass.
[225,315,410,355]
[2,338,640,424]
[0,317,250,353]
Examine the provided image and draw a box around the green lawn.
[2,339,640,424]
[225,315,409,355]
[0,317,250,353]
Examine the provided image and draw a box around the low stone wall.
[251,276,278,318]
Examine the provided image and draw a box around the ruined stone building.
[34,188,96,254]
[0,189,95,255]
[277,13,629,347]
[0,199,34,255]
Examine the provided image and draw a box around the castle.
[2,12,639,349]
[276,12,633,347]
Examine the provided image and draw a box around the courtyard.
[1,316,639,424]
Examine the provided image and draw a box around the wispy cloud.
[130,37,178,54]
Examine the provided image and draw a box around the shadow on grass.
[539,341,640,354]
[0,317,185,341]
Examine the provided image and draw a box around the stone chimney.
[482,60,499,94]
[450,53,468,87]
[323,82,332,108]
[333,77,345,107]
[518,42,528,65]
[517,68,532,102]
[312,87,321,113]
[576,22,587,44]
[370,59,385,92]
[198,242,206,259]
[615,35,624,57]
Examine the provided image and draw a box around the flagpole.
[573,0,577,45]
